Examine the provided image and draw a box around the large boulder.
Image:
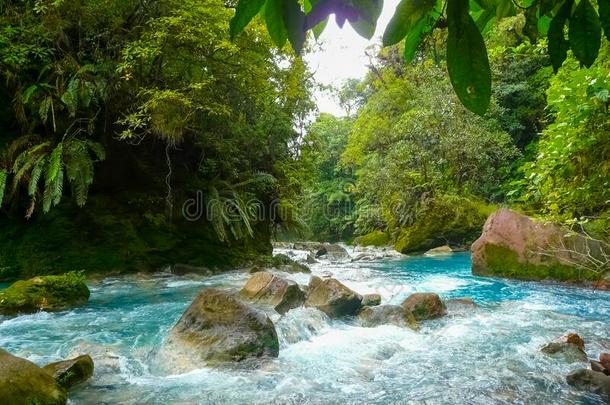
[240,272,305,314]
[471,209,607,282]
[43,355,94,389]
[0,272,90,316]
[0,349,67,405]
[305,276,362,318]
[358,305,418,329]
[401,293,447,321]
[566,369,610,396]
[164,289,279,368]
[540,333,588,363]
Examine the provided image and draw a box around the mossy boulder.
[0,348,68,405]
[355,230,390,247]
[163,289,279,370]
[43,355,94,389]
[471,209,606,283]
[401,293,447,321]
[0,272,89,316]
[240,271,305,314]
[394,196,494,254]
[361,293,382,306]
[358,305,418,329]
[305,276,362,318]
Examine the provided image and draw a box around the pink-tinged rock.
[471,208,607,283]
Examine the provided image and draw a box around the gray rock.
[358,305,418,329]
[566,369,610,396]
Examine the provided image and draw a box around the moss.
[0,193,272,282]
[355,230,390,247]
[474,243,599,282]
[394,196,495,254]
[0,272,90,315]
[250,254,310,273]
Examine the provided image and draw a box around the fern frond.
[28,158,46,196]
[45,142,63,185]
[85,140,106,161]
[0,170,8,206]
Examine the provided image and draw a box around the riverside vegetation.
[1,0,610,403]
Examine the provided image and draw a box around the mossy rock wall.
[0,194,271,282]
[394,196,495,254]
[355,230,390,247]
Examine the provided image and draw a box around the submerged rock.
[471,208,607,283]
[424,245,454,256]
[445,297,479,313]
[305,276,362,318]
[164,289,279,368]
[43,355,94,389]
[0,349,67,405]
[361,293,382,307]
[401,293,447,321]
[358,305,418,329]
[566,369,610,396]
[591,360,610,375]
[240,271,305,314]
[540,333,588,363]
[0,272,90,315]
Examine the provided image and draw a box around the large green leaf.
[569,0,601,67]
[598,0,610,41]
[447,0,492,115]
[382,0,436,46]
[264,0,288,48]
[305,0,329,39]
[548,0,572,72]
[283,0,306,54]
[229,0,266,39]
[495,0,515,20]
[403,13,438,63]
[350,0,383,39]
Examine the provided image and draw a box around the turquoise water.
[1,252,609,404]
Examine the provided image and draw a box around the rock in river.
[240,271,305,314]
[566,369,610,396]
[305,276,362,318]
[540,333,588,363]
[43,355,94,389]
[358,305,418,329]
[401,292,447,321]
[0,272,90,316]
[0,348,67,405]
[163,289,279,369]
[361,293,382,307]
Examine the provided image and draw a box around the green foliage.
[230,0,610,114]
[355,230,390,247]
[514,48,610,220]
